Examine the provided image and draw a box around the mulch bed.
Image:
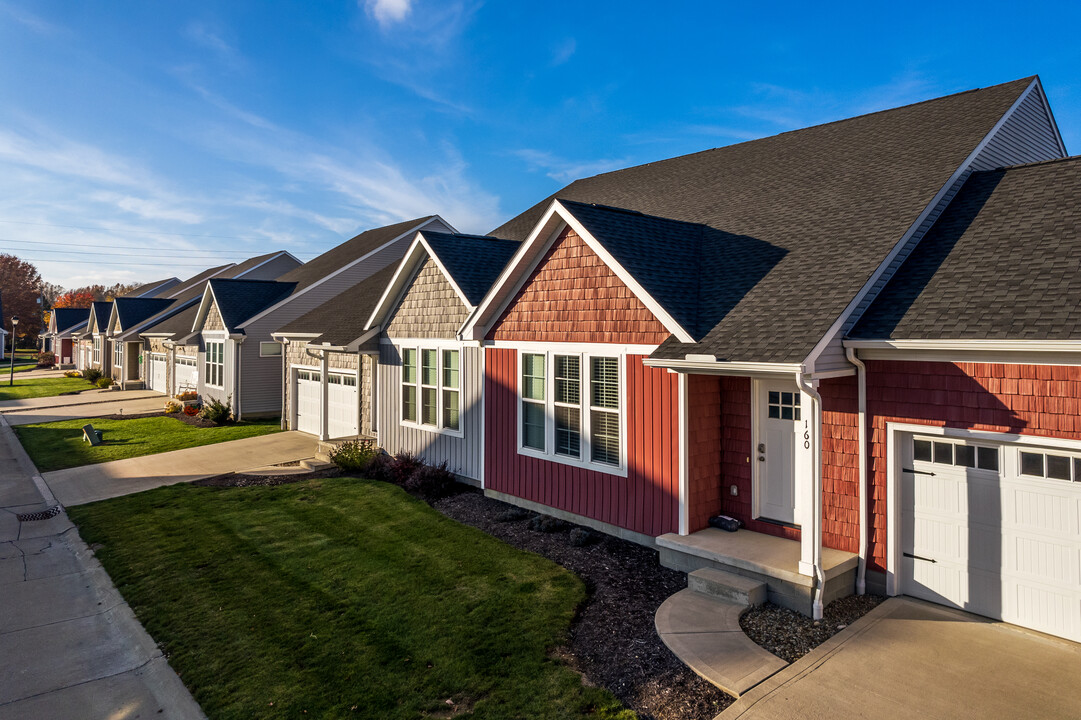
[192,467,344,487]
[433,489,732,720]
[739,594,886,664]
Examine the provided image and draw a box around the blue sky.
[2,1,1079,288]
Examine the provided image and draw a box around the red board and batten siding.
[485,349,680,536]
[817,360,1081,575]
[484,224,679,536]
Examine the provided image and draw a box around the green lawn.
[69,479,631,720]
[0,376,91,401]
[15,416,282,472]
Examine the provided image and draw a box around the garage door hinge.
[903,552,937,564]
[902,467,935,476]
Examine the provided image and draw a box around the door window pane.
[913,439,932,462]
[977,446,998,471]
[933,442,953,465]
[1020,452,1044,477]
[1047,454,1071,480]
[955,445,975,468]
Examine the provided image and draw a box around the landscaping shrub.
[37,351,56,366]
[569,527,598,547]
[96,376,114,389]
[83,367,103,384]
[529,514,567,533]
[363,451,396,483]
[328,439,378,473]
[164,401,182,414]
[198,396,232,425]
[63,370,81,378]
[389,452,423,486]
[497,506,531,523]
[403,461,458,500]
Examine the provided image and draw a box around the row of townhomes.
[49,75,1081,645]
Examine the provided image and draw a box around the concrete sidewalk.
[719,596,1081,720]
[0,389,162,413]
[4,396,165,426]
[0,415,204,719]
[44,431,319,506]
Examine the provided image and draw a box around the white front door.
[327,373,359,439]
[901,433,1081,642]
[296,369,321,436]
[756,381,799,525]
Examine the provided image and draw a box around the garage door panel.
[1009,583,1078,639]
[1010,488,1074,534]
[327,373,358,439]
[908,516,966,560]
[296,370,320,436]
[1009,535,1077,584]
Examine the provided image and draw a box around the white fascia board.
[845,338,1081,365]
[462,202,566,341]
[271,331,323,340]
[844,338,1081,351]
[191,285,221,335]
[238,216,454,330]
[106,304,121,337]
[643,357,804,377]
[801,78,1041,373]
[345,328,380,352]
[364,235,428,332]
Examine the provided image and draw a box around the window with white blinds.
[518,350,623,471]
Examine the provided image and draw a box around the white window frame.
[113,341,122,370]
[398,342,463,437]
[516,347,627,476]
[93,337,101,364]
[205,340,225,389]
[259,341,282,358]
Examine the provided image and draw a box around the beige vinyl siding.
[814,82,1066,373]
[378,342,483,482]
[385,258,470,339]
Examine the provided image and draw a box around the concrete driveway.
[720,597,1081,720]
[43,430,319,506]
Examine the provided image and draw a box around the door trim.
[752,378,800,525]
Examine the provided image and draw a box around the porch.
[656,528,857,615]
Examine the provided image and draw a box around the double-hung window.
[205,341,224,388]
[400,346,461,432]
[113,341,122,370]
[93,337,101,364]
[519,350,623,472]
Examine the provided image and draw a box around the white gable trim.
[237,217,454,330]
[191,285,226,334]
[462,200,693,343]
[802,78,1053,372]
[236,250,302,279]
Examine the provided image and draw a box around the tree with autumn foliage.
[0,254,44,344]
[43,290,97,327]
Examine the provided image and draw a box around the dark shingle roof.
[113,298,175,331]
[227,251,297,278]
[421,232,520,306]
[276,265,400,346]
[52,308,91,334]
[122,277,180,298]
[207,279,298,333]
[491,78,1037,363]
[144,304,198,339]
[90,302,112,334]
[276,217,435,294]
[850,157,1081,341]
[163,264,234,298]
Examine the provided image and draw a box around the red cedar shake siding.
[488,226,671,345]
[485,349,680,536]
[819,360,1081,575]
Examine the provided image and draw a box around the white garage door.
[902,433,1081,642]
[296,369,321,435]
[148,354,166,392]
[175,356,197,392]
[327,373,359,439]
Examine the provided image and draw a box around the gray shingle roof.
[122,277,180,298]
[850,156,1081,341]
[113,298,176,331]
[491,78,1036,363]
[51,308,91,334]
[421,232,520,306]
[207,279,298,333]
[163,264,234,298]
[276,217,435,294]
[276,264,400,346]
[89,302,112,334]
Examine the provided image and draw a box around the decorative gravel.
[739,594,886,664]
[433,489,733,720]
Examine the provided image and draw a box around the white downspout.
[846,346,869,595]
[234,339,244,421]
[280,339,289,431]
[797,369,825,620]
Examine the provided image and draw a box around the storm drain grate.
[17,506,62,522]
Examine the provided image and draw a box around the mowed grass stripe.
[69,479,633,720]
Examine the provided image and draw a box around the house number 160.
[803,421,810,449]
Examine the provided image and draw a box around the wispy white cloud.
[363,0,413,28]
[183,21,247,73]
[512,149,628,183]
[551,38,576,67]
[0,3,63,35]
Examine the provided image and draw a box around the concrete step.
[689,567,767,607]
[300,459,336,471]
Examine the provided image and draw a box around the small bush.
[528,514,567,533]
[403,461,458,501]
[37,351,56,366]
[329,439,378,473]
[569,527,598,547]
[199,396,232,425]
[364,452,396,483]
[96,376,114,389]
[175,391,198,401]
[83,367,103,384]
[64,370,81,378]
[164,401,182,414]
[496,506,531,523]
[389,452,423,486]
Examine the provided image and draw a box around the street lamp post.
[8,316,19,386]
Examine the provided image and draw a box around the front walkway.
[719,596,1081,720]
[43,431,320,506]
[0,415,204,719]
[0,388,161,413]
